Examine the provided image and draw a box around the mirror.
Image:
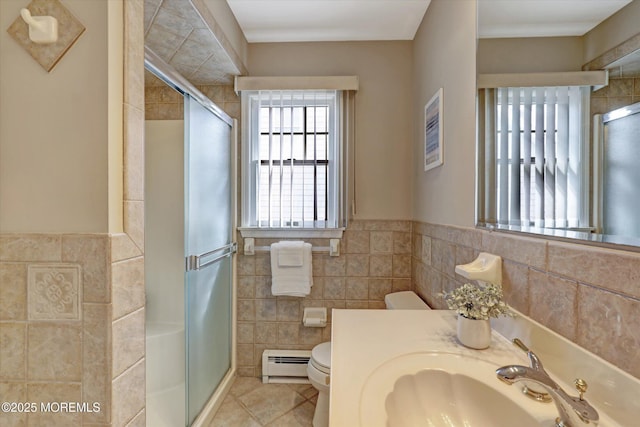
[476,0,640,249]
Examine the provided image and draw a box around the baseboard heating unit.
[262,349,311,384]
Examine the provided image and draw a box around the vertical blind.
[480,86,588,229]
[258,90,335,228]
[241,89,355,230]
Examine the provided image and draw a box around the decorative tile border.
[27,264,82,321]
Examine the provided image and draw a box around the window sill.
[238,227,344,239]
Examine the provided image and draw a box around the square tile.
[27,382,81,426]
[209,395,261,427]
[7,0,86,72]
[27,323,82,381]
[0,323,26,380]
[0,263,27,320]
[27,264,81,321]
[266,401,315,426]
[237,383,306,425]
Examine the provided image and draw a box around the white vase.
[456,315,492,349]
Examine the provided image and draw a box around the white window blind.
[241,89,354,232]
[480,86,589,229]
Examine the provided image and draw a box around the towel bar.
[244,238,340,257]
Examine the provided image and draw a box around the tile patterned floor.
[209,377,318,426]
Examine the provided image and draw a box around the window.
[479,86,590,229]
[240,88,354,236]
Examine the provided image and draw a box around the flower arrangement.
[442,282,511,320]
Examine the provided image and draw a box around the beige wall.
[411,0,477,227]
[583,0,640,63]
[477,36,584,74]
[478,1,640,74]
[0,0,113,233]
[247,41,414,220]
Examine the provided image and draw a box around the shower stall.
[144,50,236,426]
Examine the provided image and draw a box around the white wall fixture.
[329,238,340,257]
[303,307,327,327]
[6,0,86,72]
[454,252,502,286]
[20,8,58,44]
[244,237,255,255]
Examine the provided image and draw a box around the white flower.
[441,283,511,320]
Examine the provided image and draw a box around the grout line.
[210,378,316,426]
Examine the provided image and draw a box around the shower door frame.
[144,47,238,427]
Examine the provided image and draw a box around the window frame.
[239,90,345,239]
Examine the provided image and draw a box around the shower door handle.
[186,242,237,271]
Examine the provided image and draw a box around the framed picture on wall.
[424,88,443,171]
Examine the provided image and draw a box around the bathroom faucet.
[496,350,599,427]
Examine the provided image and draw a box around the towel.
[270,241,313,297]
[277,240,305,267]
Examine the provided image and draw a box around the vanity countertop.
[329,309,638,427]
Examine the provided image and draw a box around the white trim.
[477,71,608,88]
[238,227,344,239]
[235,76,359,92]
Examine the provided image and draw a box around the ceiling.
[224,0,431,42]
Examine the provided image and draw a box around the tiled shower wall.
[412,221,640,380]
[144,76,240,121]
[236,220,413,377]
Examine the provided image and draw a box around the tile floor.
[208,377,318,426]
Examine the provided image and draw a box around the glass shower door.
[183,94,234,425]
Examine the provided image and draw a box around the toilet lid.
[311,342,331,372]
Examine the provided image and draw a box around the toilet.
[306,291,430,427]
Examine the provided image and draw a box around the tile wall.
[236,220,413,377]
[0,233,146,427]
[144,76,240,121]
[591,75,640,114]
[0,235,111,427]
[412,221,640,380]
[112,0,146,425]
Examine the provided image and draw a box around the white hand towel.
[271,241,313,297]
[277,240,305,267]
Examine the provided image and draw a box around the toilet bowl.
[307,291,430,427]
[306,342,331,427]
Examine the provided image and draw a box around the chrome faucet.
[496,349,599,427]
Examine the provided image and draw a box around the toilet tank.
[384,291,431,310]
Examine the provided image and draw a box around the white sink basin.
[359,352,548,427]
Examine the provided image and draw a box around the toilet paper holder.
[303,307,327,327]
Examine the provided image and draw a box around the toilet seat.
[310,342,331,374]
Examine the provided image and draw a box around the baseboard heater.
[262,349,311,384]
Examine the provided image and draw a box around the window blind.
[480,86,589,229]
[241,89,355,231]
